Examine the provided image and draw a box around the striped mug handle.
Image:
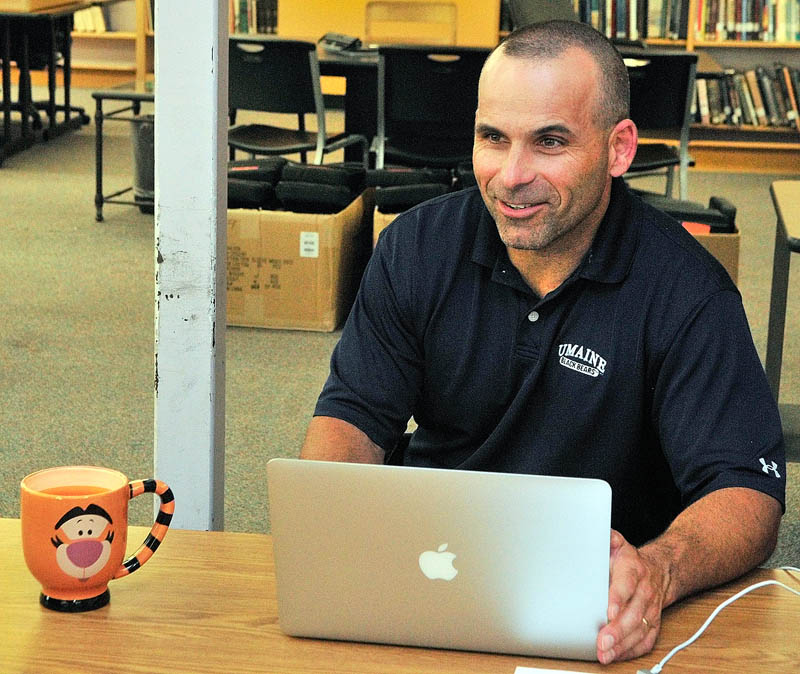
[113,479,175,579]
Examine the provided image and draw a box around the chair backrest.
[228,37,321,117]
[507,0,578,27]
[365,1,458,45]
[621,49,698,135]
[377,45,489,142]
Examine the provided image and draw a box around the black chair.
[385,431,412,465]
[374,44,491,169]
[632,188,737,233]
[621,48,698,200]
[228,36,368,167]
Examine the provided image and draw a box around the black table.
[91,81,154,222]
[0,2,92,166]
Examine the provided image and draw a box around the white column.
[153,0,228,530]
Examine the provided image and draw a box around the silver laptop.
[267,458,611,661]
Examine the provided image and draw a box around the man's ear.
[607,119,638,178]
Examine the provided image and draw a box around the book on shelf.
[718,72,734,121]
[726,71,744,124]
[91,6,106,32]
[706,77,727,123]
[757,65,783,125]
[647,0,666,37]
[744,68,770,125]
[73,8,89,32]
[696,77,712,124]
[780,64,800,131]
[734,71,758,125]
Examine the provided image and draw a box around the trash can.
[130,114,154,214]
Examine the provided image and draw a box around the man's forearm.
[640,487,782,607]
[598,486,782,663]
[300,415,386,464]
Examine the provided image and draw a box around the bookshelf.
[690,21,799,171]
[68,0,277,86]
[66,0,152,87]
[580,0,800,172]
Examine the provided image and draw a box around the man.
[302,21,785,664]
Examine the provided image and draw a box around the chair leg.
[679,160,689,201]
[664,168,675,198]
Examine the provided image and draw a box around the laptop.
[266,458,611,661]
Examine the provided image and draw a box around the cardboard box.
[0,0,75,11]
[373,207,396,248]
[227,191,374,332]
[373,208,740,284]
[692,230,740,285]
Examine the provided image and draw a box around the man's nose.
[499,145,537,189]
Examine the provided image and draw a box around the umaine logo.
[558,343,607,378]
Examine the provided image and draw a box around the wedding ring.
[642,616,650,629]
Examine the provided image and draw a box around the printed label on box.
[300,232,319,258]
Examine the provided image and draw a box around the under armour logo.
[759,458,781,478]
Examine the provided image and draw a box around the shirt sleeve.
[313,219,424,451]
[652,288,786,511]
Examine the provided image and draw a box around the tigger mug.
[20,465,174,612]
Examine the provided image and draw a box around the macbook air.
[267,458,611,660]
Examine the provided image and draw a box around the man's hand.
[596,488,781,664]
[596,529,668,664]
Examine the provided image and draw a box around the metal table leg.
[94,95,104,222]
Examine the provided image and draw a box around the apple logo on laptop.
[418,543,458,580]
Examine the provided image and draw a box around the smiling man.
[301,20,785,664]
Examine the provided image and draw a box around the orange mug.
[20,465,175,612]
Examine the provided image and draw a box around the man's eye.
[540,137,564,148]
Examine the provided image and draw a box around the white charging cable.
[638,567,800,674]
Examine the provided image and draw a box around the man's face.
[472,48,615,254]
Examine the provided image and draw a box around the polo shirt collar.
[578,177,637,285]
[472,177,637,287]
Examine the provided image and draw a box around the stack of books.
[576,0,692,41]
[229,0,277,35]
[694,65,800,130]
[73,6,107,33]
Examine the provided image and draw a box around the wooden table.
[2,517,798,673]
[767,180,800,462]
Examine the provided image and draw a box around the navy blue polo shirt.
[315,178,785,545]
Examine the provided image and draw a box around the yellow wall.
[277,0,501,47]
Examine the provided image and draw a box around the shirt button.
[527,310,539,323]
